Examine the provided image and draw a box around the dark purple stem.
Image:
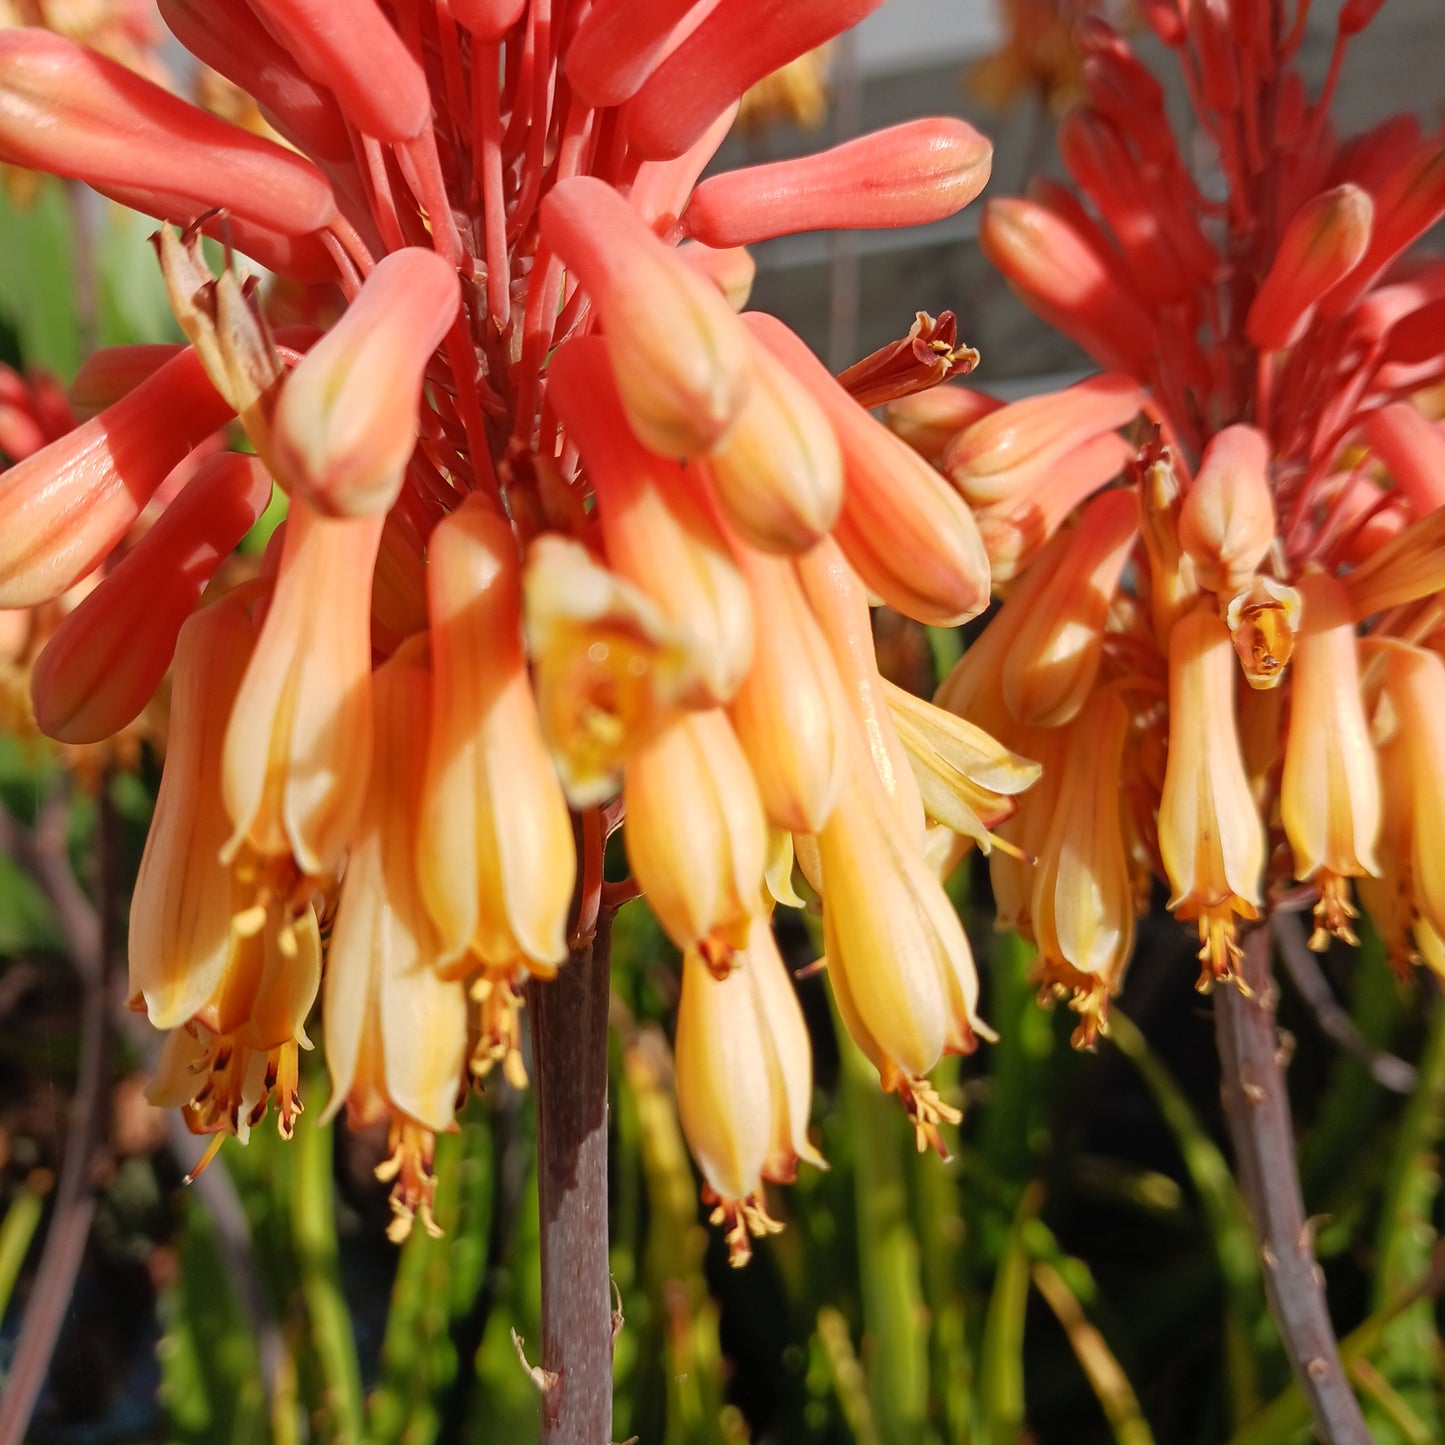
[1214,924,1372,1445]
[529,906,615,1445]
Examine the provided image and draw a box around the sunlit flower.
[0,0,1151,1263]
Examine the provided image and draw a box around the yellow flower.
[674,915,825,1267]
[1158,606,1265,987]
[418,496,575,974]
[1032,690,1136,1045]
[323,646,468,1241]
[817,741,991,1153]
[623,708,767,968]
[222,496,382,876]
[1280,569,1381,947]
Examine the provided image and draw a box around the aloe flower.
[892,2,1445,1028]
[0,0,1013,1260]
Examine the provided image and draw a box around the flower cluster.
[0,0,1037,1259]
[889,0,1445,1043]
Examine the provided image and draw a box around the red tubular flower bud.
[159,0,353,163]
[746,313,991,627]
[980,197,1157,376]
[32,454,273,744]
[1058,109,1192,304]
[273,248,460,516]
[565,0,705,110]
[0,30,336,236]
[622,0,888,162]
[1321,136,1445,319]
[540,176,751,457]
[683,119,993,248]
[247,0,430,143]
[0,348,234,608]
[1363,403,1445,517]
[451,0,527,40]
[1246,185,1373,350]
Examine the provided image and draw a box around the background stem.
[1214,925,1371,1445]
[530,907,615,1445]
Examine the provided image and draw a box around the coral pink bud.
[1246,185,1373,350]
[0,348,234,608]
[980,198,1157,375]
[540,176,751,457]
[1321,136,1445,318]
[32,454,272,744]
[1363,403,1445,517]
[683,119,993,248]
[273,248,460,516]
[451,0,527,40]
[0,30,336,236]
[247,0,429,142]
[565,0,703,109]
[1178,425,1275,595]
[159,0,353,163]
[746,313,991,627]
[548,339,753,704]
[623,0,888,161]
[884,384,1002,465]
[942,373,1142,506]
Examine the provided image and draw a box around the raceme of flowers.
[0,0,1036,1261]
[886,0,1445,1044]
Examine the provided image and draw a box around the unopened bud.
[273,248,460,515]
[1178,425,1275,596]
[980,197,1157,375]
[0,29,336,235]
[540,176,752,457]
[683,119,992,248]
[1246,185,1373,350]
